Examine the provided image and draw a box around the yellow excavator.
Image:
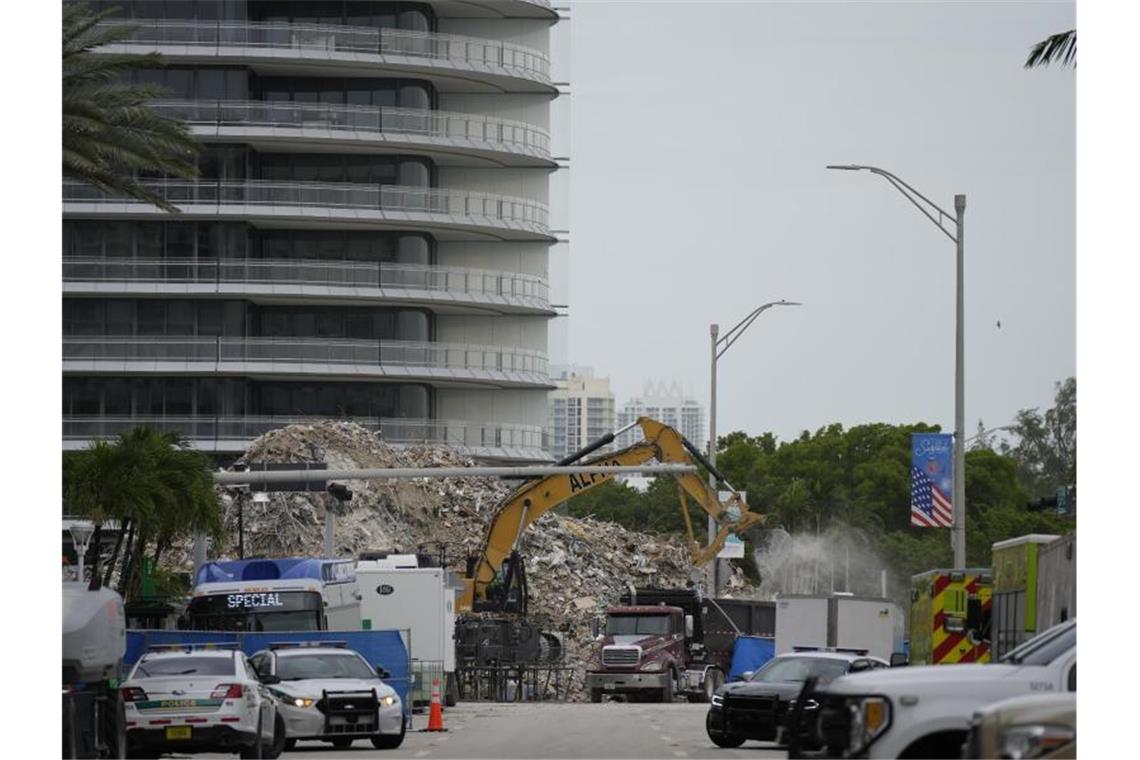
[454,416,766,668]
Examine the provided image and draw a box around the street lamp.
[68,521,95,584]
[827,163,967,568]
[708,299,802,595]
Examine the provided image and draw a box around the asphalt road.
[190,702,788,759]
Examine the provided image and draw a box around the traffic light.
[1026,485,1075,517]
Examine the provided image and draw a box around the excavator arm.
[458,416,765,612]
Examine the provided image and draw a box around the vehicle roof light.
[268,640,348,650]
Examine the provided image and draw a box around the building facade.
[63,0,569,463]
[616,381,706,449]
[547,366,614,461]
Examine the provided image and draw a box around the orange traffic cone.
[425,678,446,732]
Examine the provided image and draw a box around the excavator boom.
[457,417,765,612]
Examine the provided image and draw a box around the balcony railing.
[63,337,549,380]
[63,415,547,452]
[63,180,549,235]
[153,100,550,159]
[63,257,551,310]
[101,20,551,86]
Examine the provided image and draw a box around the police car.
[121,644,284,758]
[248,642,405,751]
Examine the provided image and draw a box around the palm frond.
[1025,29,1076,69]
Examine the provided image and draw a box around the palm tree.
[1025,30,1076,69]
[63,426,221,599]
[63,1,200,212]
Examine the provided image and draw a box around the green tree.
[64,427,221,600]
[63,1,199,212]
[1000,378,1076,498]
[1025,30,1076,69]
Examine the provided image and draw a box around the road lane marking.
[414,750,431,757]
[660,735,673,742]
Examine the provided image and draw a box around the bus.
[185,558,361,632]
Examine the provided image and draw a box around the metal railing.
[101,20,551,85]
[62,415,548,454]
[63,336,549,377]
[152,100,550,158]
[62,180,549,232]
[63,257,550,309]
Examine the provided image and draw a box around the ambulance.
[908,568,993,664]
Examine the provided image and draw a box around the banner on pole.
[911,434,954,528]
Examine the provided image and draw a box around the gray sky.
[564,0,1075,443]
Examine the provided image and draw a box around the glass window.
[69,222,103,257]
[168,301,195,335]
[605,615,674,636]
[748,656,852,685]
[276,654,375,681]
[67,300,104,335]
[225,69,248,100]
[105,300,134,335]
[165,69,194,100]
[103,378,131,416]
[197,378,219,416]
[198,69,225,99]
[137,224,163,259]
[167,224,195,259]
[135,656,235,679]
[103,223,133,258]
[198,301,222,336]
[1000,622,1076,666]
[166,379,194,415]
[136,302,165,335]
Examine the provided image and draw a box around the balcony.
[63,257,553,316]
[100,20,554,94]
[63,337,551,388]
[62,415,551,461]
[62,180,552,242]
[152,100,553,168]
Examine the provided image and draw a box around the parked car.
[248,642,405,751]
[707,649,889,749]
[121,644,284,758]
[963,692,1075,759]
[788,620,1076,759]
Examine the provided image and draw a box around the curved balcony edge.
[100,20,555,93]
[155,101,554,167]
[62,180,553,242]
[63,258,555,316]
[62,415,552,461]
[62,337,554,389]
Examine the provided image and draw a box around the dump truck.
[991,533,1060,659]
[63,580,127,759]
[774,593,904,662]
[584,587,775,703]
[909,568,993,665]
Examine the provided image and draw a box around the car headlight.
[710,694,724,707]
[998,724,1075,759]
[380,695,397,707]
[847,696,891,753]
[289,697,315,708]
[639,660,662,672]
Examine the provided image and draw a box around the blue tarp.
[728,635,775,681]
[124,630,410,709]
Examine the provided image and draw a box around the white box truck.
[356,557,462,706]
[775,593,903,661]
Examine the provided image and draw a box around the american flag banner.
[911,433,954,528]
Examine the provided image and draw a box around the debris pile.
[178,421,755,698]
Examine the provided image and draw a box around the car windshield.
[135,656,234,678]
[606,615,673,636]
[1000,622,1076,666]
[276,654,376,681]
[749,657,851,685]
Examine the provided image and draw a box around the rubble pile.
[172,421,755,697]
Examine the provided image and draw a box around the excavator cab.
[473,550,529,615]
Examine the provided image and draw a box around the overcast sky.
[562,0,1075,444]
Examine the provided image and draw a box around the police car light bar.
[268,640,348,650]
[146,643,241,652]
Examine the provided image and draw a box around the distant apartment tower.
[548,366,615,461]
[616,381,706,448]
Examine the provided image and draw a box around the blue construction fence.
[728,635,776,681]
[124,629,411,710]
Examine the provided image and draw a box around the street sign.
[717,491,747,559]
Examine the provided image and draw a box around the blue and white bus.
[185,558,361,632]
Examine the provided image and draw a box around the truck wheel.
[590,689,603,703]
[660,676,674,703]
[445,674,459,707]
[702,670,723,703]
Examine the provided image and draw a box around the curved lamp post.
[827,164,967,568]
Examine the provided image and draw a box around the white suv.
[788,620,1076,759]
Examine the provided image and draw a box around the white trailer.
[356,558,461,706]
[775,593,903,661]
